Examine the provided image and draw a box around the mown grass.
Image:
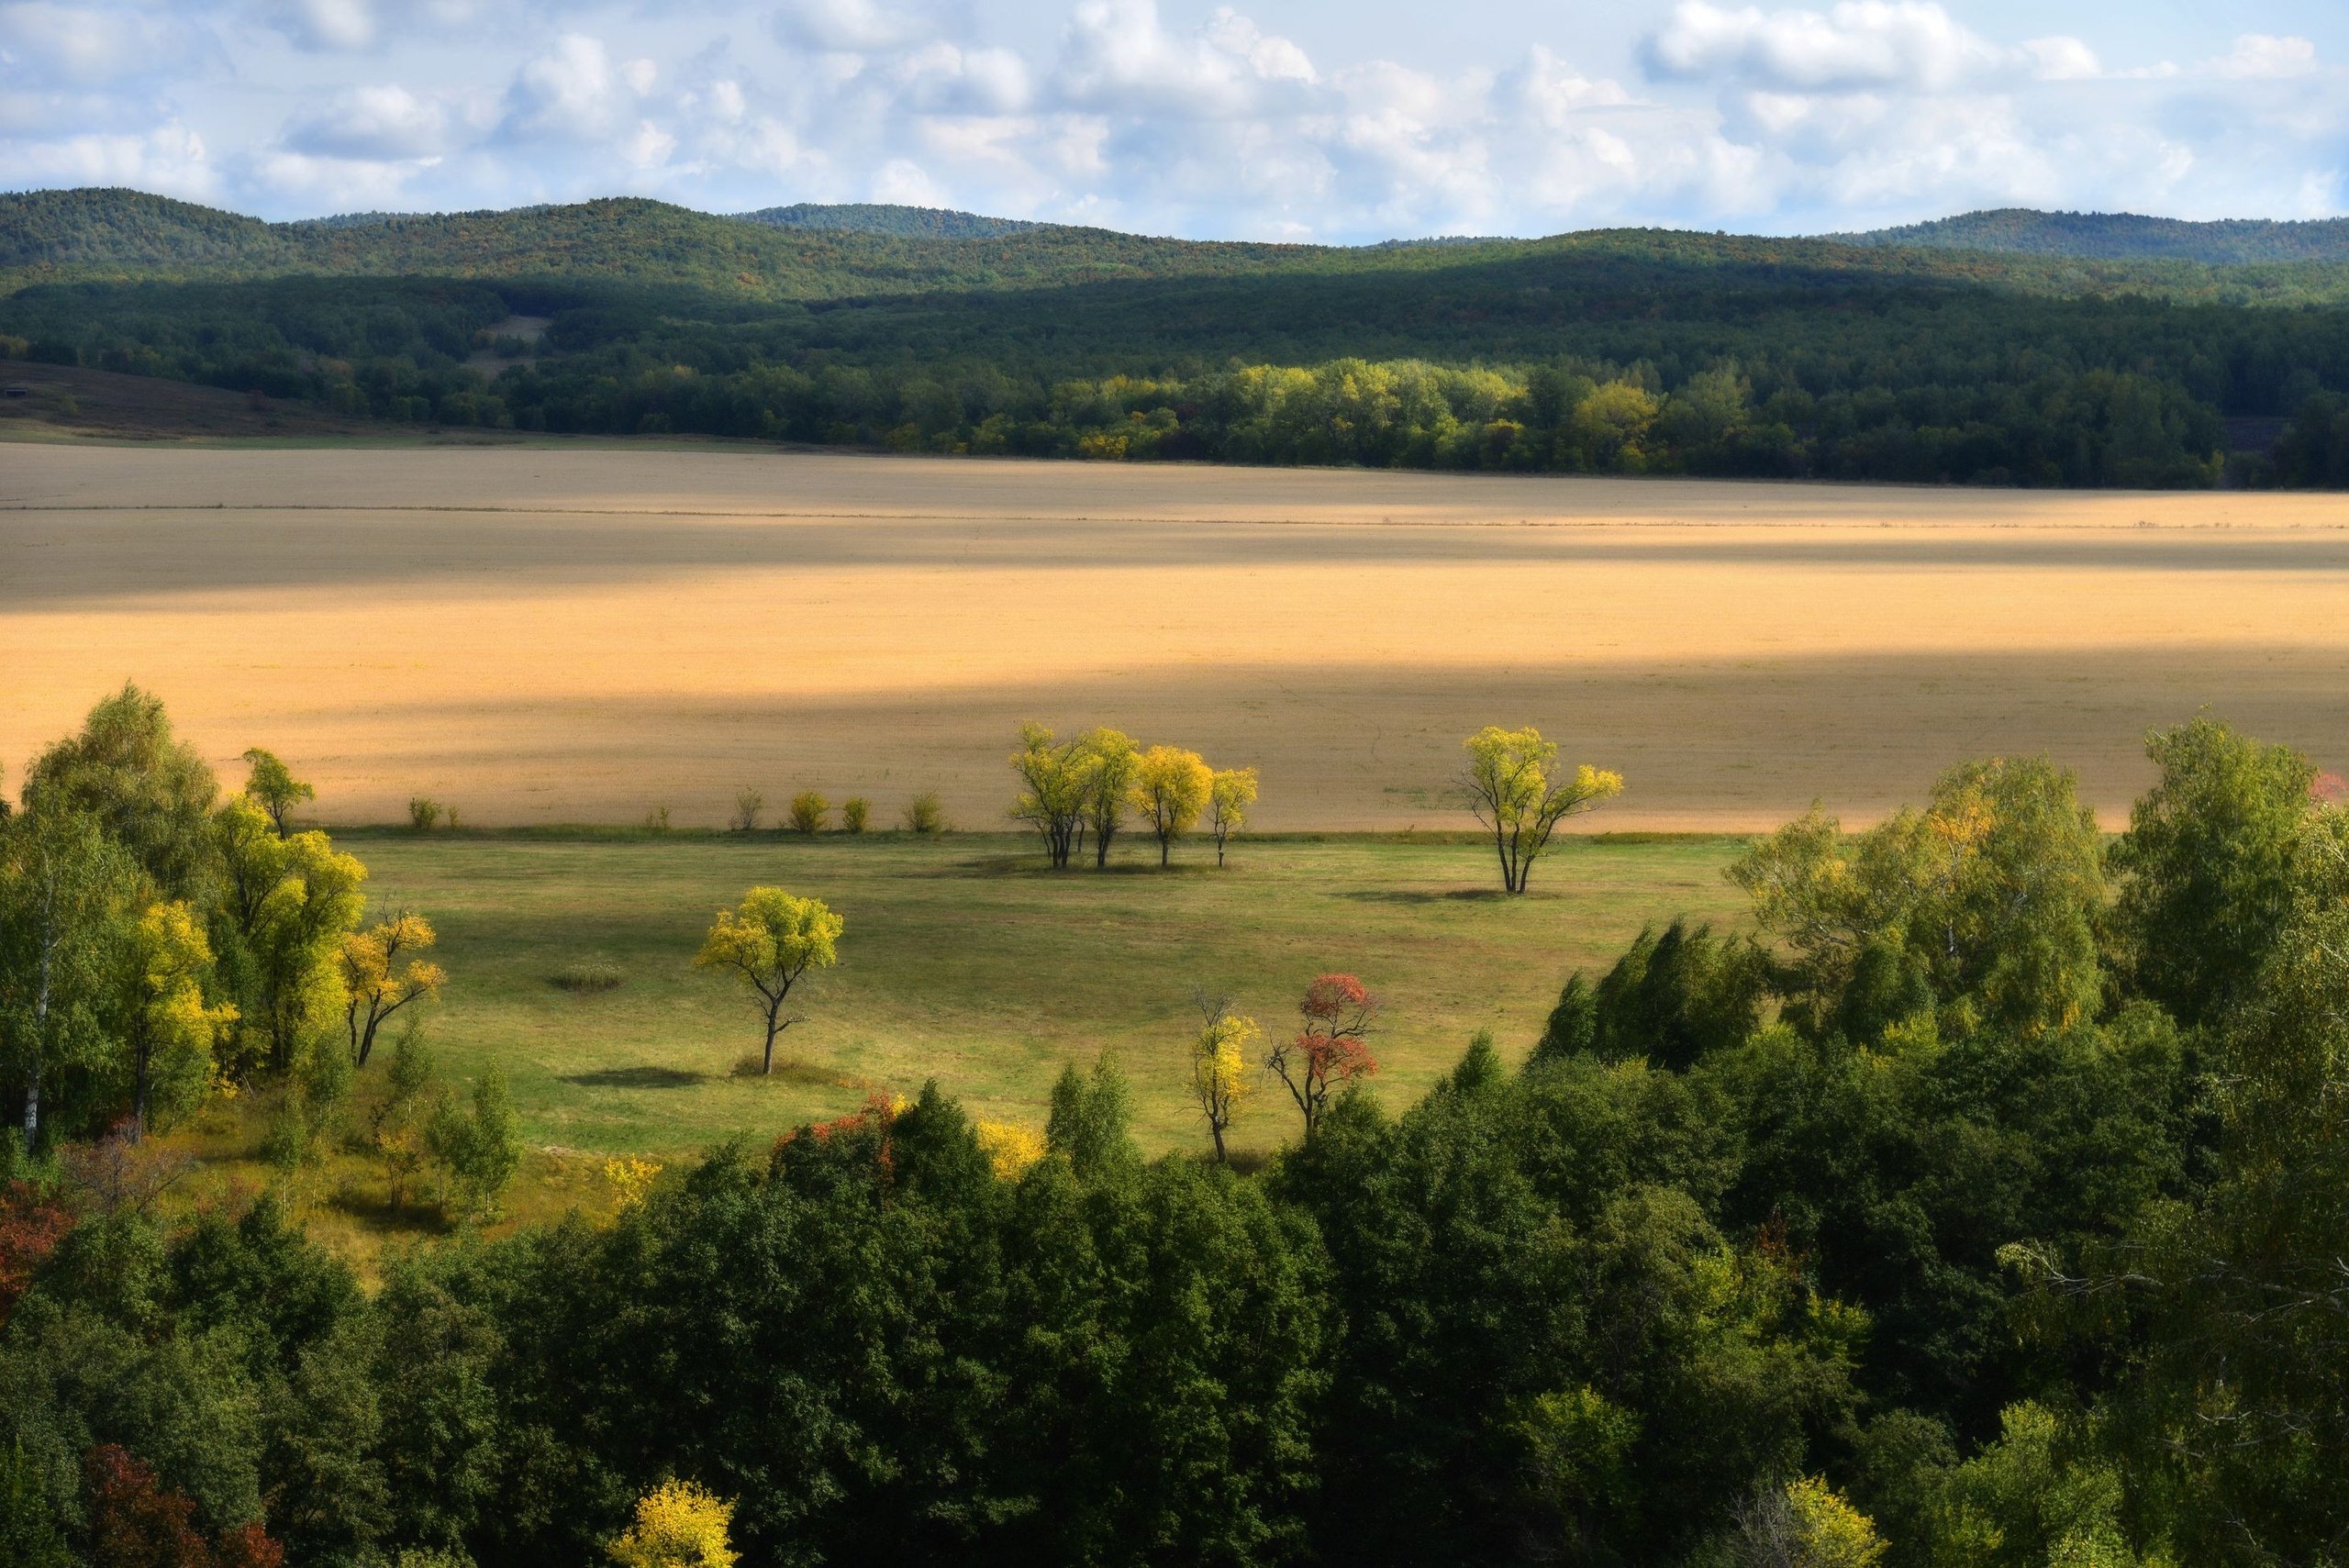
[329,828,1752,1161]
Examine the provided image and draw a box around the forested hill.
[737,202,1042,239]
[1836,207,2349,264]
[0,187,1330,299]
[14,186,2349,308]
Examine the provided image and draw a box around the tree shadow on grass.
[1337,887,1530,905]
[561,1065,709,1089]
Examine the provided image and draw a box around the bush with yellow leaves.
[607,1479,738,1568]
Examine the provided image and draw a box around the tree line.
[17,228,2349,485]
[5,703,2349,1564]
[1009,726,1257,870]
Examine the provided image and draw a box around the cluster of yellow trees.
[1008,724,1259,871]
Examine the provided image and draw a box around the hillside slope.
[737,202,1041,239]
[0,188,1335,299]
[16,189,2349,311]
[1836,207,2349,263]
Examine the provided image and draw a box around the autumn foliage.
[1266,973,1380,1139]
[0,1181,72,1325]
[83,1443,284,1568]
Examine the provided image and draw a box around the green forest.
[8,188,2349,485]
[6,685,2349,1565]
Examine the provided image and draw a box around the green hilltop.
[1835,206,2349,265]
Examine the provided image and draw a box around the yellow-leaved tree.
[695,886,843,1075]
[1132,745,1213,868]
[1008,723,1092,870]
[342,911,447,1068]
[128,899,238,1140]
[1460,727,1623,895]
[1076,728,1141,868]
[1765,1475,1888,1568]
[607,1479,739,1568]
[1188,994,1260,1163]
[975,1120,1046,1180]
[1207,766,1258,869]
[214,795,368,1075]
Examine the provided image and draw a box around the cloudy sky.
[2,0,2344,240]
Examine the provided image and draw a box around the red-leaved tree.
[83,1444,284,1568]
[0,1181,72,1327]
[1267,973,1380,1140]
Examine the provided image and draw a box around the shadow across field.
[1340,887,1522,904]
[561,1066,709,1090]
[16,506,2349,607]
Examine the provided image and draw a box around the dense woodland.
[5,684,2349,1565]
[9,190,2349,485]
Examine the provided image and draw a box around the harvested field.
[6,441,2349,830]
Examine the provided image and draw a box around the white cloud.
[0,1,217,85]
[253,149,428,206]
[284,84,472,159]
[1053,0,1319,117]
[263,0,377,51]
[0,123,215,198]
[1644,1,2006,93]
[502,34,656,141]
[772,0,925,54]
[2021,37,2099,82]
[2210,34,2319,81]
[891,41,1031,114]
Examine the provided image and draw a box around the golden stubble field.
[6,440,2349,830]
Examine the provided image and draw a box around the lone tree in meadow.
[1461,726,1624,894]
[1134,745,1212,867]
[1266,973,1379,1140]
[241,748,315,837]
[1009,723,1090,869]
[696,886,843,1075]
[1207,766,1258,868]
[1187,990,1260,1163]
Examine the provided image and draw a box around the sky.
[2,0,2345,241]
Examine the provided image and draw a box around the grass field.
[336,829,1748,1161]
[8,442,2349,838]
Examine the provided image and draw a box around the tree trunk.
[1210,1119,1227,1163]
[1160,834,1170,868]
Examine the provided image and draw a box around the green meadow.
[344,829,1749,1160]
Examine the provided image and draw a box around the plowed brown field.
[7,442,2347,829]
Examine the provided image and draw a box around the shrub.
[841,796,870,834]
[903,790,947,836]
[730,788,763,833]
[552,957,623,995]
[788,791,829,835]
[644,803,673,834]
[429,1068,523,1220]
[407,796,441,832]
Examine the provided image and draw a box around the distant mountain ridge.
[736,203,1041,239]
[1832,208,2349,264]
[7,188,2349,314]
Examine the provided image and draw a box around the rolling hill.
[1836,207,2349,264]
